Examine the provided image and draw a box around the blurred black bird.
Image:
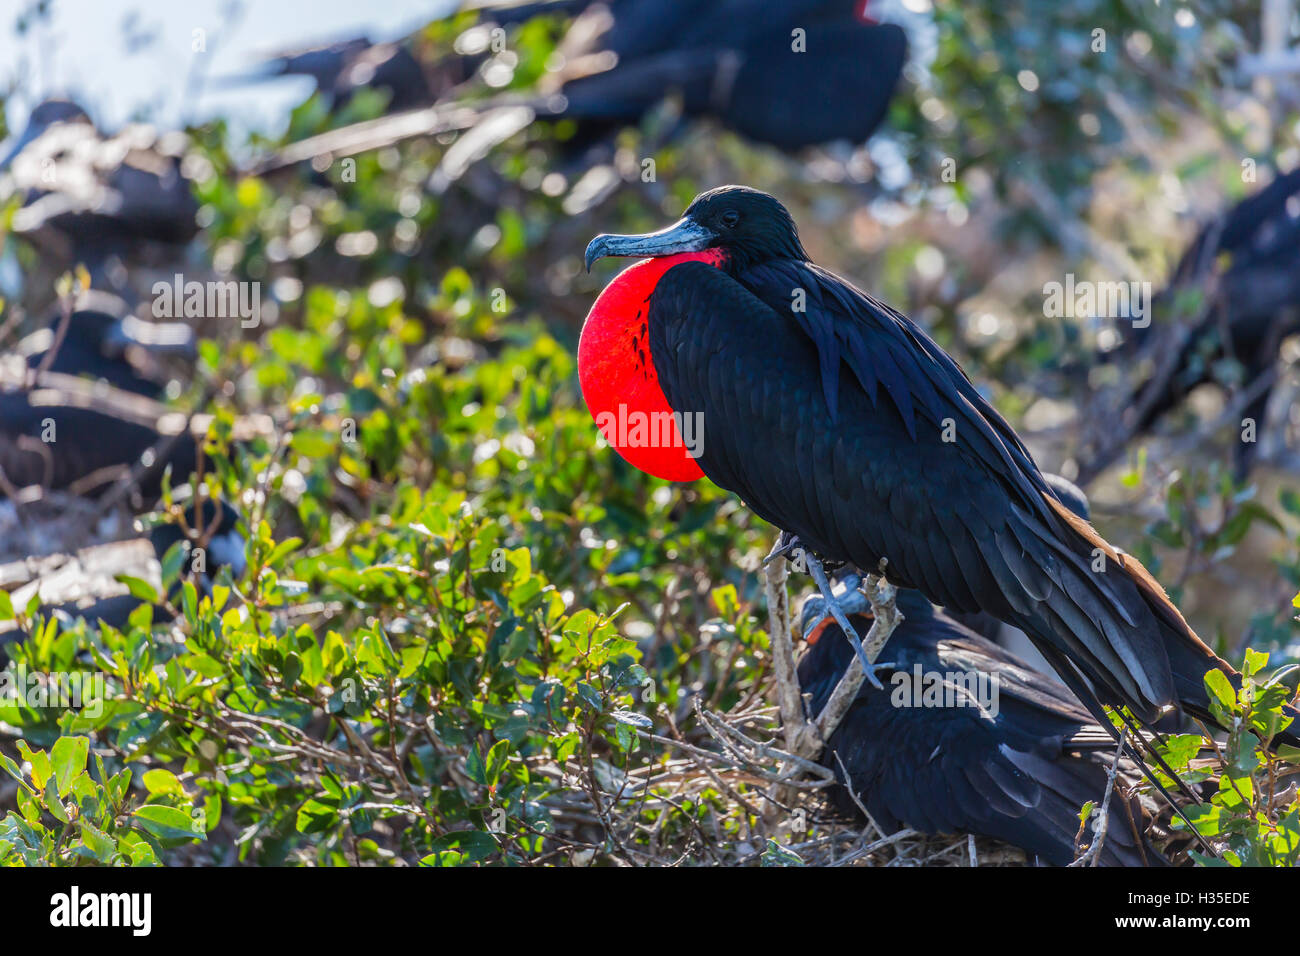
[13,290,196,398]
[0,98,199,281]
[798,579,1163,866]
[581,185,1300,749]
[1088,166,1300,481]
[0,372,202,504]
[236,36,435,112]
[253,0,908,175]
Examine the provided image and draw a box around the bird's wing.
[647,260,1178,717]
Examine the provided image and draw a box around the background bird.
[251,0,908,176]
[1084,165,1300,482]
[581,185,1300,750]
[10,290,196,398]
[0,371,203,504]
[0,98,199,305]
[232,36,436,113]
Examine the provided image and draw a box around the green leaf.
[44,777,69,823]
[50,736,89,797]
[296,798,339,834]
[1204,669,1237,713]
[133,804,201,841]
[482,739,510,787]
[17,741,52,791]
[142,768,183,797]
[115,575,160,604]
[80,822,117,862]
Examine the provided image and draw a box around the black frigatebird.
[0,99,199,282]
[252,0,907,176]
[1087,165,1300,480]
[0,372,202,504]
[14,291,196,397]
[948,471,1088,683]
[229,36,434,113]
[581,185,1300,747]
[798,578,1162,866]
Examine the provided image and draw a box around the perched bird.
[539,0,908,153]
[235,36,435,113]
[12,290,196,397]
[0,372,202,504]
[1088,166,1300,480]
[0,99,198,280]
[581,185,1300,747]
[798,579,1162,866]
[252,0,907,175]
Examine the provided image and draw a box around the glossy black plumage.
[798,589,1160,865]
[0,99,198,258]
[16,294,196,398]
[1105,166,1300,477]
[0,374,201,503]
[592,186,1290,742]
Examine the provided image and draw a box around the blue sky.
[1,0,458,138]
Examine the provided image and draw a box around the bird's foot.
[804,556,885,690]
[762,531,800,567]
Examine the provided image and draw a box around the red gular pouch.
[579,250,726,482]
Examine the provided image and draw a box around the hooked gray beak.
[585,217,715,272]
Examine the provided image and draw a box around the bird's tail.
[1010,492,1300,749]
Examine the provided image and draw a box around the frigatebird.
[252,0,907,176]
[581,185,1300,747]
[13,291,196,397]
[0,372,202,504]
[948,471,1087,684]
[1087,165,1300,480]
[798,578,1161,866]
[0,99,198,280]
[233,36,435,113]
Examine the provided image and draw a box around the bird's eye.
[720,210,741,228]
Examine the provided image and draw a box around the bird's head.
[1,99,91,168]
[585,185,808,273]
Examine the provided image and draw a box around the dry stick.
[808,565,900,755]
[762,556,903,826]
[761,558,811,755]
[28,284,75,388]
[1069,732,1127,867]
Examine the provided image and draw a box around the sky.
[0,0,458,139]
